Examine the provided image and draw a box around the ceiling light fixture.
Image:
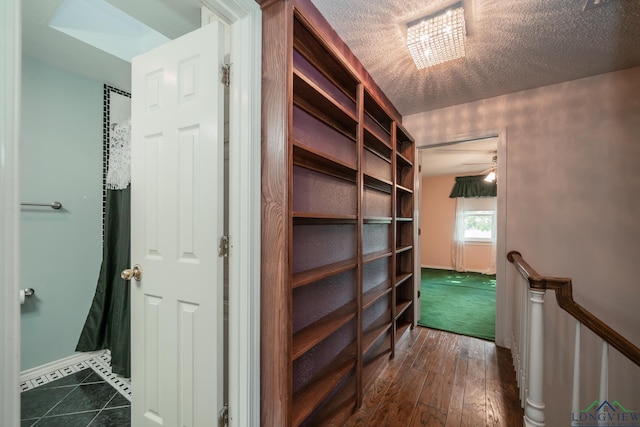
[407,6,466,70]
[484,171,496,183]
[484,155,497,182]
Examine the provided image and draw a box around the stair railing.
[507,251,640,427]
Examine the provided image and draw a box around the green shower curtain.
[76,187,131,377]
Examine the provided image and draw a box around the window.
[463,210,495,242]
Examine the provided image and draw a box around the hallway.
[345,327,523,426]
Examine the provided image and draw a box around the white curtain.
[452,197,466,272]
[484,225,497,275]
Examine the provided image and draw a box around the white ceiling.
[21,0,640,176]
[421,137,498,177]
[21,0,202,92]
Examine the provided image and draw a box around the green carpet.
[417,268,496,340]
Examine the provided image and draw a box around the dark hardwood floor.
[344,327,524,427]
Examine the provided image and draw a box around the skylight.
[49,0,170,63]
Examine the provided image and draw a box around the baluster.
[599,341,608,403]
[521,275,529,403]
[572,322,581,414]
[524,288,546,427]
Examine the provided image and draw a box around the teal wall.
[20,56,103,370]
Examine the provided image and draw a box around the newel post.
[525,288,546,427]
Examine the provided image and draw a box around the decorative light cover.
[484,171,496,183]
[407,6,466,69]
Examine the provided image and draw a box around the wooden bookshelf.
[292,346,356,426]
[260,1,416,424]
[293,301,357,360]
[362,280,392,310]
[292,257,357,289]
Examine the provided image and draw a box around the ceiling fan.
[475,155,498,182]
[458,154,497,181]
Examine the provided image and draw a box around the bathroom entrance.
[2,1,261,425]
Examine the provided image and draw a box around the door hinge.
[418,290,421,299]
[219,235,229,257]
[219,404,229,427]
[221,63,231,87]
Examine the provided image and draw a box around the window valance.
[449,175,497,198]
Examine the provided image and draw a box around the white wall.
[20,56,103,370]
[405,66,640,425]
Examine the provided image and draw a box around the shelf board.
[363,142,391,165]
[362,345,391,391]
[396,184,413,195]
[363,125,392,157]
[292,257,357,288]
[292,141,357,183]
[362,280,392,310]
[312,394,357,427]
[293,212,357,225]
[293,301,356,360]
[395,272,413,287]
[396,152,413,167]
[363,249,392,264]
[364,89,393,132]
[395,320,412,343]
[292,345,356,427]
[395,299,412,319]
[363,322,392,356]
[293,70,357,141]
[363,216,392,224]
[395,121,415,144]
[363,174,392,194]
[396,217,413,223]
[293,16,359,101]
[395,244,412,254]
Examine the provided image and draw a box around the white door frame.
[416,128,509,348]
[202,1,262,424]
[0,0,261,425]
[1,0,21,426]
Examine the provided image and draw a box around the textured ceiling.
[311,0,640,115]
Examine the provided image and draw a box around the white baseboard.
[421,264,488,274]
[20,350,106,382]
[421,264,452,270]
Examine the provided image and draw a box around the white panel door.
[130,21,224,427]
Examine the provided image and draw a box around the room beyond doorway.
[418,137,500,342]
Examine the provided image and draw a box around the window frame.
[462,209,496,243]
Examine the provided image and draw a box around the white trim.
[1,0,21,426]
[494,129,509,348]
[420,264,491,274]
[463,241,493,246]
[202,0,262,425]
[19,351,105,382]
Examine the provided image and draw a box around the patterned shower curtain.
[76,119,131,377]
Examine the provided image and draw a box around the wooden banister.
[507,250,640,367]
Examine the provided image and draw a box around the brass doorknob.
[121,264,143,281]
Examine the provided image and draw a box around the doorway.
[3,0,261,425]
[417,133,507,343]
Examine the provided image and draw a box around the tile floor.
[21,367,130,426]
